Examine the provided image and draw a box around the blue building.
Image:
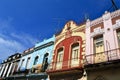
[28,35,55,80]
[12,35,55,80]
[17,47,34,77]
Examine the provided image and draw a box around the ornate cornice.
[113,19,120,30]
[89,10,120,27]
[90,17,103,27]
[90,27,104,38]
[111,9,120,19]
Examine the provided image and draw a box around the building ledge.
[85,59,120,71]
[47,67,83,76]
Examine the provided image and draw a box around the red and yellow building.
[85,10,120,80]
[47,21,86,80]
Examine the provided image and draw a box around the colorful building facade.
[27,36,55,80]
[47,21,86,80]
[0,9,120,80]
[8,36,55,80]
[85,9,120,80]
[0,53,21,80]
[10,47,35,79]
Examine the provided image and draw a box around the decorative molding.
[90,17,103,27]
[111,9,120,19]
[55,34,65,44]
[113,19,120,30]
[73,27,85,33]
[34,41,54,51]
[87,10,120,28]
[90,27,104,37]
[55,24,85,44]
[103,12,111,21]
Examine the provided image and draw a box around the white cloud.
[0,17,39,60]
[0,36,26,60]
[11,33,38,46]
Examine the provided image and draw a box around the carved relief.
[94,27,101,32]
[65,22,72,38]
[90,17,103,27]
[103,12,111,21]
[113,19,120,30]
[55,21,85,46]
[91,27,104,37]
[91,23,104,33]
[111,9,120,19]
[74,27,85,33]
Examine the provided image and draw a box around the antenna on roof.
[84,13,89,21]
[109,0,118,11]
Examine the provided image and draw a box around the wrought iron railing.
[84,48,120,65]
[47,58,82,72]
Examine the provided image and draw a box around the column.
[6,63,13,77]
[1,64,7,78]
[0,64,5,77]
[2,63,9,77]
[11,63,16,75]
[8,63,14,76]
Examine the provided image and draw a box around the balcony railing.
[85,48,120,65]
[47,58,82,72]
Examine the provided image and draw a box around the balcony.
[30,64,42,74]
[85,48,120,66]
[47,58,83,74]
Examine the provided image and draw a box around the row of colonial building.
[0,9,120,80]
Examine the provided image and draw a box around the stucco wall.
[87,67,120,80]
[18,35,55,71]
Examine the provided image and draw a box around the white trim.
[2,63,9,77]
[6,63,13,77]
[0,64,5,77]
[90,29,104,38]
[113,19,120,30]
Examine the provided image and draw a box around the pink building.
[85,9,120,80]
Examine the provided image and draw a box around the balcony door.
[56,48,63,70]
[71,43,80,67]
[94,35,107,63]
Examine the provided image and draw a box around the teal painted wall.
[18,35,55,71]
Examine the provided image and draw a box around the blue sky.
[0,0,120,60]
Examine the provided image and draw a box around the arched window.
[41,53,49,72]
[71,43,79,60]
[33,56,39,65]
[26,57,30,68]
[20,59,24,70]
[57,48,64,62]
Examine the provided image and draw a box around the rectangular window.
[117,30,120,47]
[72,49,79,59]
[72,43,79,60]
[94,35,104,53]
[57,51,63,62]
[34,56,39,65]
